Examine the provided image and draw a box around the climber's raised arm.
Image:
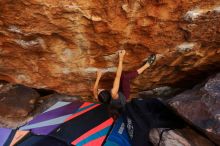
[111,50,126,99]
[93,70,103,100]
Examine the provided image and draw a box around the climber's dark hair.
[98,90,123,119]
[98,90,111,104]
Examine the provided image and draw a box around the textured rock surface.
[0,83,39,118]
[149,128,214,146]
[0,82,81,128]
[0,83,40,128]
[0,0,220,96]
[169,73,220,145]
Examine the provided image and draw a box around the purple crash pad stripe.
[27,101,83,125]
[0,128,12,146]
[31,125,60,135]
[2,129,16,146]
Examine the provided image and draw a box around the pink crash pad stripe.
[9,131,29,146]
[79,102,93,108]
[65,104,100,122]
[71,118,113,145]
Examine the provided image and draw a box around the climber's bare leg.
[137,63,150,74]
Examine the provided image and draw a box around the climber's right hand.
[119,50,126,60]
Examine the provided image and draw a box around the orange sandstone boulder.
[0,0,220,96]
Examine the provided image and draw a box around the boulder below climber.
[169,73,220,145]
[0,83,40,128]
[149,127,214,146]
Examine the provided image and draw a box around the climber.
[93,50,156,107]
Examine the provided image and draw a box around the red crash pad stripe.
[71,118,113,145]
[65,104,100,122]
[79,102,93,108]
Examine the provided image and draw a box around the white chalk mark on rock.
[184,6,220,21]
[103,54,118,61]
[214,6,220,12]
[177,42,195,52]
[122,4,129,13]
[8,25,22,34]
[63,4,80,12]
[84,67,117,73]
[15,39,39,48]
[83,14,102,21]
[184,9,204,21]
